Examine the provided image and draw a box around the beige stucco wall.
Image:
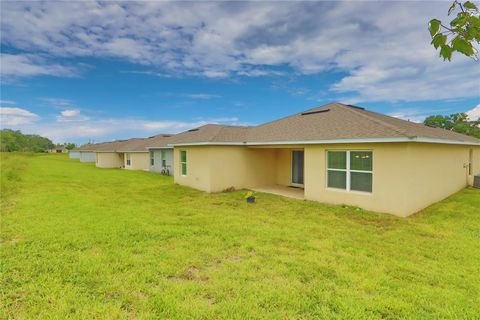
[124,152,149,170]
[174,146,211,191]
[96,152,124,168]
[174,143,479,217]
[305,143,479,217]
[174,146,279,193]
[304,143,411,216]
[403,143,479,214]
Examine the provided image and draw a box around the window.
[126,153,131,166]
[150,152,154,166]
[327,150,372,192]
[180,150,187,176]
[161,150,167,167]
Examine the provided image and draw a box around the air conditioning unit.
[474,174,480,189]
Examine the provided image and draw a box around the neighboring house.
[94,140,128,168]
[93,135,172,170]
[168,103,480,217]
[116,138,150,170]
[69,149,81,159]
[145,134,175,175]
[49,146,67,153]
[76,144,97,163]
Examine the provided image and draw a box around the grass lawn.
[1,153,479,319]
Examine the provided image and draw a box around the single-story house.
[69,149,81,159]
[94,140,129,168]
[75,144,98,162]
[94,134,173,170]
[169,102,480,217]
[49,146,67,153]
[145,134,176,175]
[116,138,150,170]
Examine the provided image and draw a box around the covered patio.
[252,185,304,200]
[246,146,305,200]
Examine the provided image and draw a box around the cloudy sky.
[1,1,479,144]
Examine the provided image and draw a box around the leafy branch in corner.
[429,1,480,60]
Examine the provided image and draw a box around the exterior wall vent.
[188,128,199,132]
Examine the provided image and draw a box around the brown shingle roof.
[116,134,173,152]
[168,103,480,145]
[246,103,480,143]
[147,124,250,147]
[89,140,130,152]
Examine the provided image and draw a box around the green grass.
[1,153,479,319]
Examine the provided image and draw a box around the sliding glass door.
[291,150,304,186]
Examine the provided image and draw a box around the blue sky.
[1,1,479,144]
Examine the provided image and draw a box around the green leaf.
[466,25,477,39]
[451,36,475,56]
[429,19,441,36]
[463,1,478,10]
[431,33,447,49]
[440,44,453,60]
[450,15,467,27]
[469,15,480,28]
[448,2,457,15]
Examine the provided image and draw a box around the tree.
[0,129,54,152]
[65,143,77,150]
[429,1,480,60]
[424,113,480,138]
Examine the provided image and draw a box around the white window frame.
[161,150,167,168]
[150,151,154,166]
[126,153,131,166]
[180,150,187,176]
[326,150,373,193]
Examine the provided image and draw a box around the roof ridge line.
[337,103,411,137]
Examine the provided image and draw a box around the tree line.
[423,112,480,138]
[0,129,76,152]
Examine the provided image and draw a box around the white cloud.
[466,104,480,121]
[56,109,90,122]
[0,100,16,105]
[184,93,221,100]
[39,97,74,107]
[0,54,79,80]
[3,110,243,143]
[1,1,478,102]
[0,107,39,126]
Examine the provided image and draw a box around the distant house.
[145,134,175,175]
[94,140,127,168]
[115,138,150,170]
[69,148,81,159]
[75,144,100,162]
[167,102,480,217]
[49,146,67,153]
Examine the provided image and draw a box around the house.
[69,148,81,159]
[49,145,67,153]
[94,134,172,170]
[116,138,151,170]
[168,103,480,217]
[94,140,129,168]
[145,134,176,175]
[75,144,98,162]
